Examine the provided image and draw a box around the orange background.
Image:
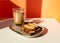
[0,0,60,22]
[26,0,42,18]
[0,0,20,18]
[42,0,60,22]
[11,0,42,18]
[0,0,42,18]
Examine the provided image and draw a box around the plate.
[9,19,45,38]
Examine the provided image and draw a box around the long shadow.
[0,0,20,29]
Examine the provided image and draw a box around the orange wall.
[1,0,60,22]
[0,0,42,18]
[0,0,19,18]
[26,0,42,18]
[42,0,60,22]
[11,0,42,18]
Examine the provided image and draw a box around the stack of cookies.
[21,22,42,36]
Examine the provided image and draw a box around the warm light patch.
[10,0,26,8]
[42,0,60,22]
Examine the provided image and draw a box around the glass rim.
[12,8,24,11]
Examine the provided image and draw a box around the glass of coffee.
[13,8,24,26]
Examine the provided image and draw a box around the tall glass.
[13,8,24,26]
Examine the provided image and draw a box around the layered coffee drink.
[13,8,24,26]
